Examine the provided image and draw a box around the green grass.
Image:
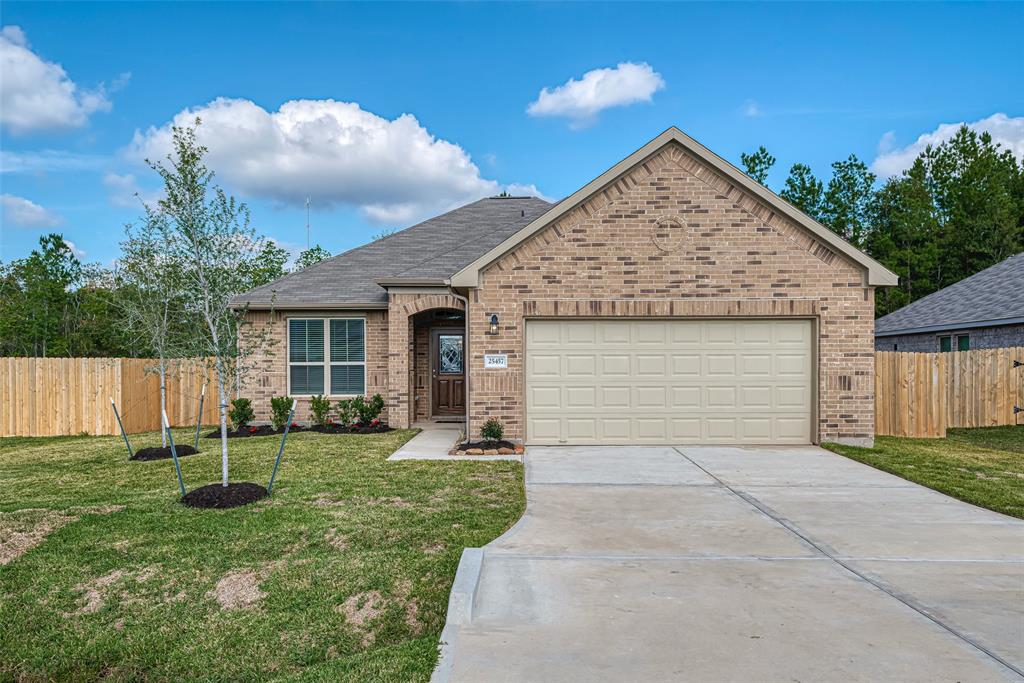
[0,428,525,681]
[823,425,1024,519]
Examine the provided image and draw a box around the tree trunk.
[217,371,229,487]
[159,363,167,448]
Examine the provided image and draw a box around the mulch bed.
[205,424,393,438]
[458,439,518,451]
[131,445,200,461]
[181,482,268,509]
[305,424,393,435]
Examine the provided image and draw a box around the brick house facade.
[235,128,897,446]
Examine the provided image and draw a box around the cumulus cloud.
[527,62,665,128]
[63,239,86,259]
[0,193,64,228]
[127,98,543,225]
[872,113,1024,177]
[0,25,123,135]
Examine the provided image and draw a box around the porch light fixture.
[488,314,499,335]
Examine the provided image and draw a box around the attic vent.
[521,210,525,217]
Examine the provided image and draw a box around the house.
[233,127,897,447]
[875,253,1024,352]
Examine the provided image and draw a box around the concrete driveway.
[439,445,1024,682]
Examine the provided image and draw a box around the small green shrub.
[480,418,504,442]
[335,399,354,427]
[270,396,293,431]
[228,398,255,431]
[350,393,385,424]
[309,395,332,427]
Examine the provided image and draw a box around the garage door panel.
[636,354,667,376]
[526,320,812,445]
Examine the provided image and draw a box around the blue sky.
[2,1,1022,267]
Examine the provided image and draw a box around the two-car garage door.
[525,319,813,445]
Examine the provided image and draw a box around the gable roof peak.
[450,126,898,288]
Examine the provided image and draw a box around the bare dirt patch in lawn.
[325,528,348,551]
[209,568,268,610]
[70,569,126,615]
[0,509,76,565]
[336,590,385,647]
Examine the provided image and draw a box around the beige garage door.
[525,319,813,445]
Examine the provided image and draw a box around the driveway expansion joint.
[672,446,1024,679]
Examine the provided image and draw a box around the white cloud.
[127,97,543,225]
[527,62,665,128]
[63,238,86,259]
[740,99,762,118]
[0,25,118,135]
[0,193,64,228]
[872,113,1024,177]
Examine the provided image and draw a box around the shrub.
[336,399,354,427]
[480,418,504,442]
[228,398,254,431]
[270,396,293,431]
[310,395,332,427]
[350,393,385,425]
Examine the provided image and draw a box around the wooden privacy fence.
[0,357,221,437]
[875,347,1024,438]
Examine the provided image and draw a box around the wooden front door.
[431,329,465,415]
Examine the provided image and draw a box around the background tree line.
[0,227,333,358]
[741,126,1024,316]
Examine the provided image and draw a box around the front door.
[432,329,465,415]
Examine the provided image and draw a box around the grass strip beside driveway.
[823,426,1024,519]
[0,428,525,682]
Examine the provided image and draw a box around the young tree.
[780,163,824,221]
[740,146,776,185]
[294,245,331,271]
[149,120,268,487]
[116,206,183,447]
[821,155,876,248]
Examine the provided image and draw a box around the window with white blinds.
[288,318,366,395]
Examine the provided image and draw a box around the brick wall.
[238,309,389,423]
[468,142,876,446]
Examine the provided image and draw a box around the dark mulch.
[306,424,394,435]
[206,425,288,439]
[458,439,517,451]
[131,445,200,461]
[206,424,393,438]
[181,482,268,509]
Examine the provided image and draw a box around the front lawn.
[823,425,1024,519]
[0,429,525,681]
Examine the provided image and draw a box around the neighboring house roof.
[875,252,1024,336]
[232,196,551,309]
[451,127,899,288]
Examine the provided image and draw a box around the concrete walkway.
[439,445,1024,682]
[388,422,521,461]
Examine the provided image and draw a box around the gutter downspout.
[447,285,470,443]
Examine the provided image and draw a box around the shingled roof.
[232,196,552,308]
[875,252,1024,336]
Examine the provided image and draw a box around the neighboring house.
[233,127,897,447]
[875,253,1024,352]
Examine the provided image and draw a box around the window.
[957,334,970,352]
[893,343,898,351]
[939,336,951,352]
[288,318,365,395]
